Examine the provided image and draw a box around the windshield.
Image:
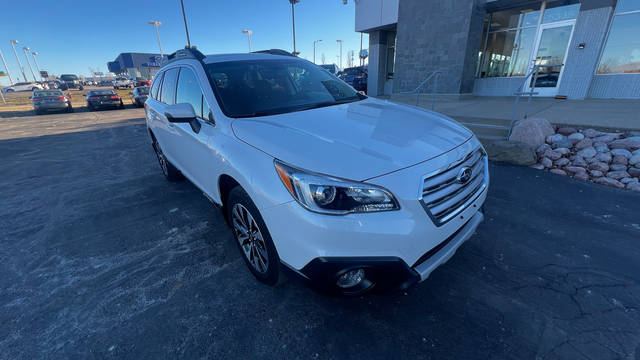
[90,90,115,96]
[204,59,364,118]
[60,75,78,81]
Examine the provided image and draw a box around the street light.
[0,49,14,85]
[10,40,27,82]
[289,0,300,56]
[313,39,322,64]
[148,21,163,58]
[242,29,253,52]
[336,40,344,69]
[31,51,43,80]
[22,47,37,82]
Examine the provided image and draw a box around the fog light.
[336,269,365,288]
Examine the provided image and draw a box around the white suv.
[145,48,488,295]
[2,82,44,92]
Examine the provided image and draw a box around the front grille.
[419,148,487,226]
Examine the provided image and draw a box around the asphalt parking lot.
[1,108,639,359]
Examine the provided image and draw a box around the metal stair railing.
[399,70,442,110]
[508,63,563,138]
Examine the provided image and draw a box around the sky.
[0,0,368,86]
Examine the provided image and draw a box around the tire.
[67,104,74,113]
[87,103,94,111]
[151,137,183,182]
[79,85,84,90]
[6,89,14,92]
[31,87,38,91]
[119,101,125,109]
[114,86,118,90]
[227,186,281,285]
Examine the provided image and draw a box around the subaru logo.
[456,167,472,184]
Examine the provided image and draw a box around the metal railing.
[507,63,563,138]
[400,70,442,110]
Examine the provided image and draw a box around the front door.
[529,20,575,97]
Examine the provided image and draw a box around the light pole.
[336,40,343,69]
[31,51,43,80]
[359,33,363,66]
[242,29,253,52]
[0,49,14,85]
[22,47,37,82]
[289,0,300,56]
[313,40,322,64]
[10,40,27,82]
[148,21,163,58]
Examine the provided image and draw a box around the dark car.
[85,89,124,110]
[31,89,73,114]
[131,86,150,107]
[59,74,84,90]
[134,77,151,87]
[339,66,367,93]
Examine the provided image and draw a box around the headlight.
[274,160,399,215]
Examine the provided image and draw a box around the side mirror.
[165,103,201,133]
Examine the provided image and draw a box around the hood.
[231,98,472,180]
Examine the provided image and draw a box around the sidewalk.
[387,94,640,139]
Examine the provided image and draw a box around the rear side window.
[176,67,205,118]
[160,68,179,105]
[151,73,163,99]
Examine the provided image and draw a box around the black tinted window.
[160,68,179,105]
[176,67,203,117]
[151,73,162,99]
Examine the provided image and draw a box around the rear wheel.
[119,100,125,109]
[152,137,183,181]
[227,186,281,285]
[67,104,74,113]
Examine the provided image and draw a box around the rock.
[609,137,640,150]
[554,158,570,167]
[582,128,604,138]
[567,132,584,144]
[536,143,551,156]
[570,156,588,167]
[588,161,609,172]
[611,148,632,159]
[565,166,586,174]
[610,164,627,172]
[574,172,589,181]
[628,167,640,178]
[606,170,629,180]
[612,155,628,165]
[484,140,537,166]
[551,139,573,149]
[555,147,570,156]
[621,177,639,184]
[543,149,562,160]
[595,152,612,163]
[577,146,597,159]
[529,163,545,170]
[557,127,577,136]
[574,138,593,150]
[509,118,555,148]
[629,154,640,165]
[594,177,625,189]
[592,135,616,143]
[546,133,566,144]
[587,156,600,164]
[633,149,640,156]
[540,157,553,168]
[550,169,567,176]
[627,182,640,192]
[589,170,604,177]
[594,143,609,153]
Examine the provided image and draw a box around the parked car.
[46,80,60,89]
[130,86,150,107]
[134,77,151,87]
[339,66,368,92]
[31,89,73,114]
[113,77,132,89]
[85,89,124,110]
[2,82,44,92]
[145,48,488,295]
[59,74,84,90]
[319,64,340,75]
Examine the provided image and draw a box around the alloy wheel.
[232,203,269,274]
[153,141,168,176]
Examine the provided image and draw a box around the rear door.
[150,67,182,168]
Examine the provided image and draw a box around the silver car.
[31,90,73,114]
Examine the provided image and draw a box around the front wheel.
[119,101,125,109]
[227,187,281,285]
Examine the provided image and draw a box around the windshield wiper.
[296,98,362,112]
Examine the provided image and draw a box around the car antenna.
[179,0,192,49]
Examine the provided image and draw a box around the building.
[356,0,640,99]
[107,53,167,80]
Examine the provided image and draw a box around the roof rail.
[251,49,297,57]
[166,47,206,64]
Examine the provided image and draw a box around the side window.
[175,67,205,118]
[151,72,163,100]
[202,95,211,121]
[160,68,179,105]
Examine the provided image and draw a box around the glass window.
[615,0,640,14]
[479,27,536,77]
[151,74,162,100]
[202,95,212,122]
[204,59,363,118]
[542,2,580,23]
[597,12,640,74]
[489,8,539,31]
[160,68,178,105]
[176,67,204,118]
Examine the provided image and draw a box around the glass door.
[529,20,575,96]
